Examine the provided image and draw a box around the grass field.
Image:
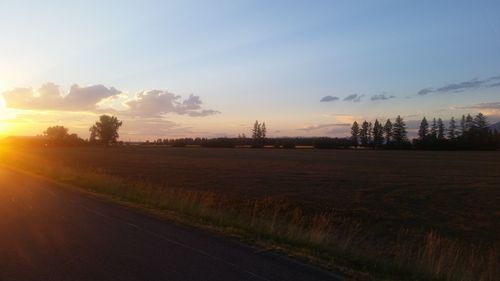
[28,147,500,243]
[2,146,499,280]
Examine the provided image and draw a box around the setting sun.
[0,1,499,281]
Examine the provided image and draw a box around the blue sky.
[0,0,499,139]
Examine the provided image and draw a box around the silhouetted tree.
[465,114,474,133]
[392,115,408,145]
[368,122,373,144]
[473,113,488,131]
[350,121,360,145]
[372,119,384,146]
[383,119,392,144]
[89,115,123,145]
[430,118,438,141]
[360,120,369,145]
[418,117,429,140]
[447,117,457,139]
[460,115,466,136]
[251,120,266,148]
[44,126,69,143]
[437,118,445,140]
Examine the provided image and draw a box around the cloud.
[455,101,500,111]
[2,83,121,111]
[417,75,500,95]
[342,94,364,102]
[320,95,339,102]
[487,81,500,88]
[2,83,219,118]
[353,94,364,102]
[370,93,395,101]
[417,88,434,96]
[298,123,350,131]
[343,94,357,101]
[454,101,500,117]
[124,90,219,117]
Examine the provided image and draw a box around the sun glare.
[0,95,5,110]
[0,91,7,134]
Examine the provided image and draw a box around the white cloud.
[2,83,121,111]
[124,90,219,117]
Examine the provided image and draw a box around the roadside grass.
[0,147,497,281]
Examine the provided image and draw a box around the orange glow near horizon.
[0,94,12,135]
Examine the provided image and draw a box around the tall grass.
[0,147,497,280]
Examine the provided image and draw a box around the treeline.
[413,113,499,150]
[349,113,500,150]
[4,114,499,150]
[350,115,412,149]
[148,137,352,149]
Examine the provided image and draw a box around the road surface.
[0,167,340,281]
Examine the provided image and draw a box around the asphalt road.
[0,167,340,281]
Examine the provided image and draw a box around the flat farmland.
[26,146,500,245]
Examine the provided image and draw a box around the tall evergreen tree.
[447,117,457,139]
[368,122,373,144]
[392,115,408,144]
[372,119,384,146]
[360,121,369,145]
[473,113,488,130]
[460,115,466,136]
[350,121,360,145]
[261,122,267,138]
[465,114,474,133]
[430,118,438,140]
[418,117,429,140]
[472,113,489,141]
[383,119,393,144]
[252,120,261,139]
[437,118,445,140]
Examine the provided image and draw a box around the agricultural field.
[23,146,500,246]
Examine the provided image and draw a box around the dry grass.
[0,146,498,280]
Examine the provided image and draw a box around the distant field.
[25,146,500,246]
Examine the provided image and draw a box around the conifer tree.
[437,118,445,140]
[447,117,457,139]
[372,119,384,146]
[383,119,393,144]
[430,118,438,140]
[368,122,373,144]
[460,115,466,136]
[252,120,262,139]
[465,114,473,132]
[418,117,429,140]
[392,115,408,144]
[261,122,267,138]
[351,121,360,145]
[473,113,488,130]
[360,121,369,145]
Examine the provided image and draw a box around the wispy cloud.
[320,95,339,102]
[454,101,500,117]
[343,94,364,102]
[417,76,500,95]
[297,123,350,131]
[370,93,395,101]
[455,101,500,110]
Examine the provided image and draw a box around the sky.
[0,0,499,140]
